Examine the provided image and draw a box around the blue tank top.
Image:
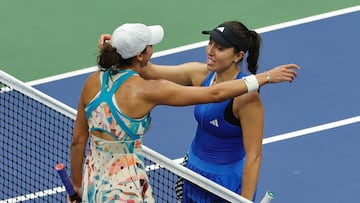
[191,71,247,164]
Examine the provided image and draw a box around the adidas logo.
[209,119,219,127]
[217,26,225,32]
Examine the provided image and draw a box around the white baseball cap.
[111,23,164,59]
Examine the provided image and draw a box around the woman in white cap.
[73,22,298,202]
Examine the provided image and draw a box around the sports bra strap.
[102,69,137,95]
[87,69,142,140]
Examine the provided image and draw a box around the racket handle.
[69,193,82,203]
[260,191,276,203]
[55,163,82,202]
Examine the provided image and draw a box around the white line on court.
[2,115,359,202]
[26,5,360,86]
[172,115,360,164]
[262,115,360,144]
[3,5,360,203]
[0,187,64,203]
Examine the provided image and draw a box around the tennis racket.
[260,191,275,203]
[55,163,82,203]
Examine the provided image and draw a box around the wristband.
[243,74,259,92]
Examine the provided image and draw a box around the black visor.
[202,24,247,51]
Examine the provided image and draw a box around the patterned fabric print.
[82,135,154,203]
[87,101,150,141]
[86,70,150,142]
[82,70,153,202]
[87,102,127,140]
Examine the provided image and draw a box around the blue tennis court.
[2,6,360,203]
[27,9,360,203]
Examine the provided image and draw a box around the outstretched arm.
[140,63,299,107]
[97,34,299,87]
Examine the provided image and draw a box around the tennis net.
[0,70,253,203]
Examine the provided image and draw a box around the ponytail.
[224,21,262,74]
[246,30,261,74]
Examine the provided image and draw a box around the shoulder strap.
[202,71,216,86]
[86,70,140,139]
[103,69,139,139]
[107,69,137,95]
[235,71,247,79]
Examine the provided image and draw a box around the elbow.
[211,90,228,103]
[70,141,79,148]
[71,138,86,149]
[70,141,79,152]
[215,93,232,102]
[246,151,262,164]
[256,153,262,163]
[70,135,87,151]
[208,85,238,102]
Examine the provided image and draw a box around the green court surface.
[0,0,359,82]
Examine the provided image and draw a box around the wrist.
[255,72,270,87]
[265,71,271,83]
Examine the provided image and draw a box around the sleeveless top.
[85,69,151,142]
[81,69,154,202]
[191,71,248,164]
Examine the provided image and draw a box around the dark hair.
[224,21,261,75]
[97,43,134,72]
